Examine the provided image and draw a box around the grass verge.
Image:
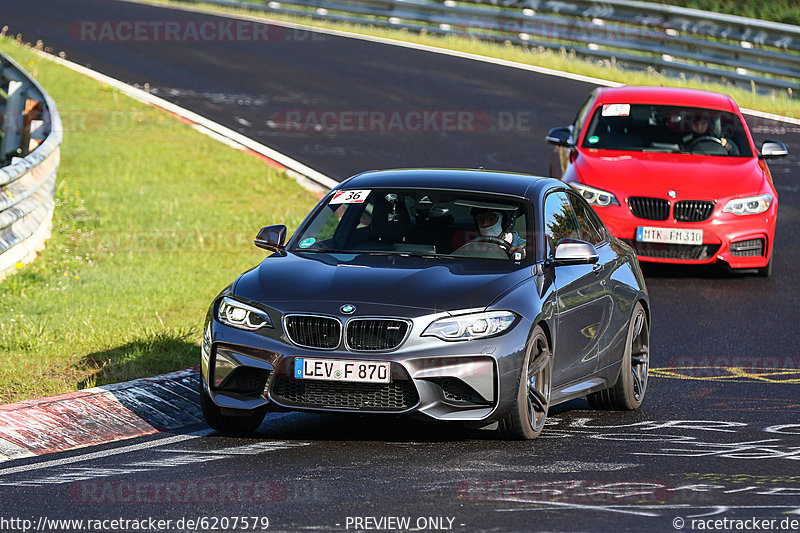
[0,38,318,403]
[139,0,800,119]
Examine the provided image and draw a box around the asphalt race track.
[1,1,800,531]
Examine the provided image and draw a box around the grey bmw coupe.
[200,169,650,439]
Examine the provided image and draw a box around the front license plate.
[294,358,390,383]
[636,226,703,245]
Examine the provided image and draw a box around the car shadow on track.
[640,262,762,280]
[198,399,596,443]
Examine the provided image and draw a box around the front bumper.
[201,313,530,423]
[594,203,775,269]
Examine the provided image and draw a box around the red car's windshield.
[581,104,752,157]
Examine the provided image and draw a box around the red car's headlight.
[571,183,619,207]
[723,194,773,215]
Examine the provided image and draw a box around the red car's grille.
[628,197,670,221]
[624,240,720,261]
[674,200,715,222]
[730,239,765,257]
[629,197,715,223]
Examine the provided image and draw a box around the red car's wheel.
[756,254,773,278]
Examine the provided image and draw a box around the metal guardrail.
[0,51,61,280]
[182,0,800,95]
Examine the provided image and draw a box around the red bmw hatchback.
[547,86,788,276]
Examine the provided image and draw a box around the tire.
[756,254,773,278]
[498,325,552,440]
[199,379,267,435]
[728,254,772,278]
[587,302,649,410]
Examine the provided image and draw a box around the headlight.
[723,194,773,215]
[423,311,517,341]
[217,297,272,331]
[571,183,619,207]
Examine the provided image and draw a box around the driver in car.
[473,208,526,259]
[682,116,739,155]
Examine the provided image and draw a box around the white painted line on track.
[740,108,800,126]
[0,428,214,477]
[125,0,800,127]
[192,124,248,150]
[26,46,339,191]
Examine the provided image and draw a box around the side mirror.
[759,140,788,159]
[254,225,287,252]
[546,126,574,147]
[550,239,599,266]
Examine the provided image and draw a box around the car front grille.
[624,240,720,261]
[284,315,341,349]
[730,238,765,257]
[628,197,670,221]
[271,376,418,411]
[346,319,410,351]
[674,200,715,222]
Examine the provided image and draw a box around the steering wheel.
[686,135,728,155]
[470,235,512,253]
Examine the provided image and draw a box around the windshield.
[581,104,752,157]
[291,188,531,263]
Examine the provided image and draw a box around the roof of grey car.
[339,168,557,198]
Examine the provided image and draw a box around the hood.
[575,151,766,200]
[233,252,532,314]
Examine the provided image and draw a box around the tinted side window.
[567,192,605,245]
[543,191,580,257]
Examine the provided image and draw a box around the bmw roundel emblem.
[668,190,677,198]
[340,304,356,314]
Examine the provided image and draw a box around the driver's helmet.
[471,208,505,238]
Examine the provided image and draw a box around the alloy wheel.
[527,332,552,433]
[629,309,649,402]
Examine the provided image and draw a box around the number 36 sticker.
[330,189,371,204]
